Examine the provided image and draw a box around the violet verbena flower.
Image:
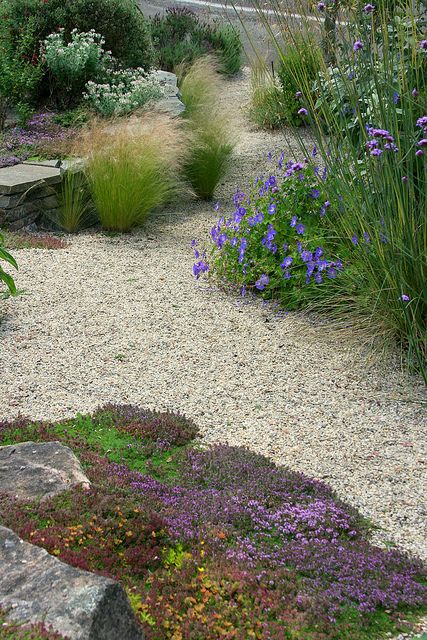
[298,108,308,116]
[412,88,419,97]
[363,3,375,11]
[295,91,302,98]
[353,40,364,51]
[416,115,427,131]
[419,40,427,50]
[402,176,408,183]
[417,139,427,147]
[401,294,410,301]
[415,149,424,157]
[255,274,269,290]
[317,2,325,9]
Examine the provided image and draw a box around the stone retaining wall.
[0,162,62,231]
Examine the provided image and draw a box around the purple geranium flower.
[280,256,293,269]
[353,40,364,51]
[255,274,270,290]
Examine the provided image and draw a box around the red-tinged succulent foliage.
[0,608,67,639]
[0,406,426,639]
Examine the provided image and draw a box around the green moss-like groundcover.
[0,405,426,640]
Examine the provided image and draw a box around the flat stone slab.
[0,441,90,501]
[23,159,61,168]
[0,163,61,194]
[0,526,144,640]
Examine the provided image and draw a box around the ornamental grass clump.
[80,115,185,231]
[0,406,426,639]
[55,169,94,233]
[180,58,235,200]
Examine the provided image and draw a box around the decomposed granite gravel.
[0,70,426,577]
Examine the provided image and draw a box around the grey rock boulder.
[0,526,144,640]
[0,441,90,501]
[154,97,186,118]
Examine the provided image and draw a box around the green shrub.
[203,22,242,75]
[193,160,343,303]
[0,17,44,124]
[0,0,154,106]
[84,69,164,118]
[83,116,184,232]
[249,62,290,129]
[277,35,322,126]
[180,58,234,200]
[150,7,242,75]
[42,29,111,109]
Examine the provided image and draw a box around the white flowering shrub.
[42,29,112,107]
[84,69,165,117]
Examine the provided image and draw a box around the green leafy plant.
[0,0,154,108]
[42,29,111,109]
[0,231,18,294]
[84,69,164,118]
[83,115,185,231]
[0,18,44,125]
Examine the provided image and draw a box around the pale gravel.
[1,70,426,582]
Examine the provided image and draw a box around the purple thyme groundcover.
[0,405,425,639]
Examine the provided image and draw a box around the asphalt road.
[138,0,319,66]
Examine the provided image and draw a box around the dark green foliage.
[150,7,242,75]
[0,0,154,106]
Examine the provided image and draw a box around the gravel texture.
[1,70,426,575]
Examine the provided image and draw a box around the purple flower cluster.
[192,154,342,299]
[0,112,73,168]
[416,115,427,157]
[366,127,399,156]
[192,241,209,279]
[126,444,427,619]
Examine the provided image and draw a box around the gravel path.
[1,70,426,570]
